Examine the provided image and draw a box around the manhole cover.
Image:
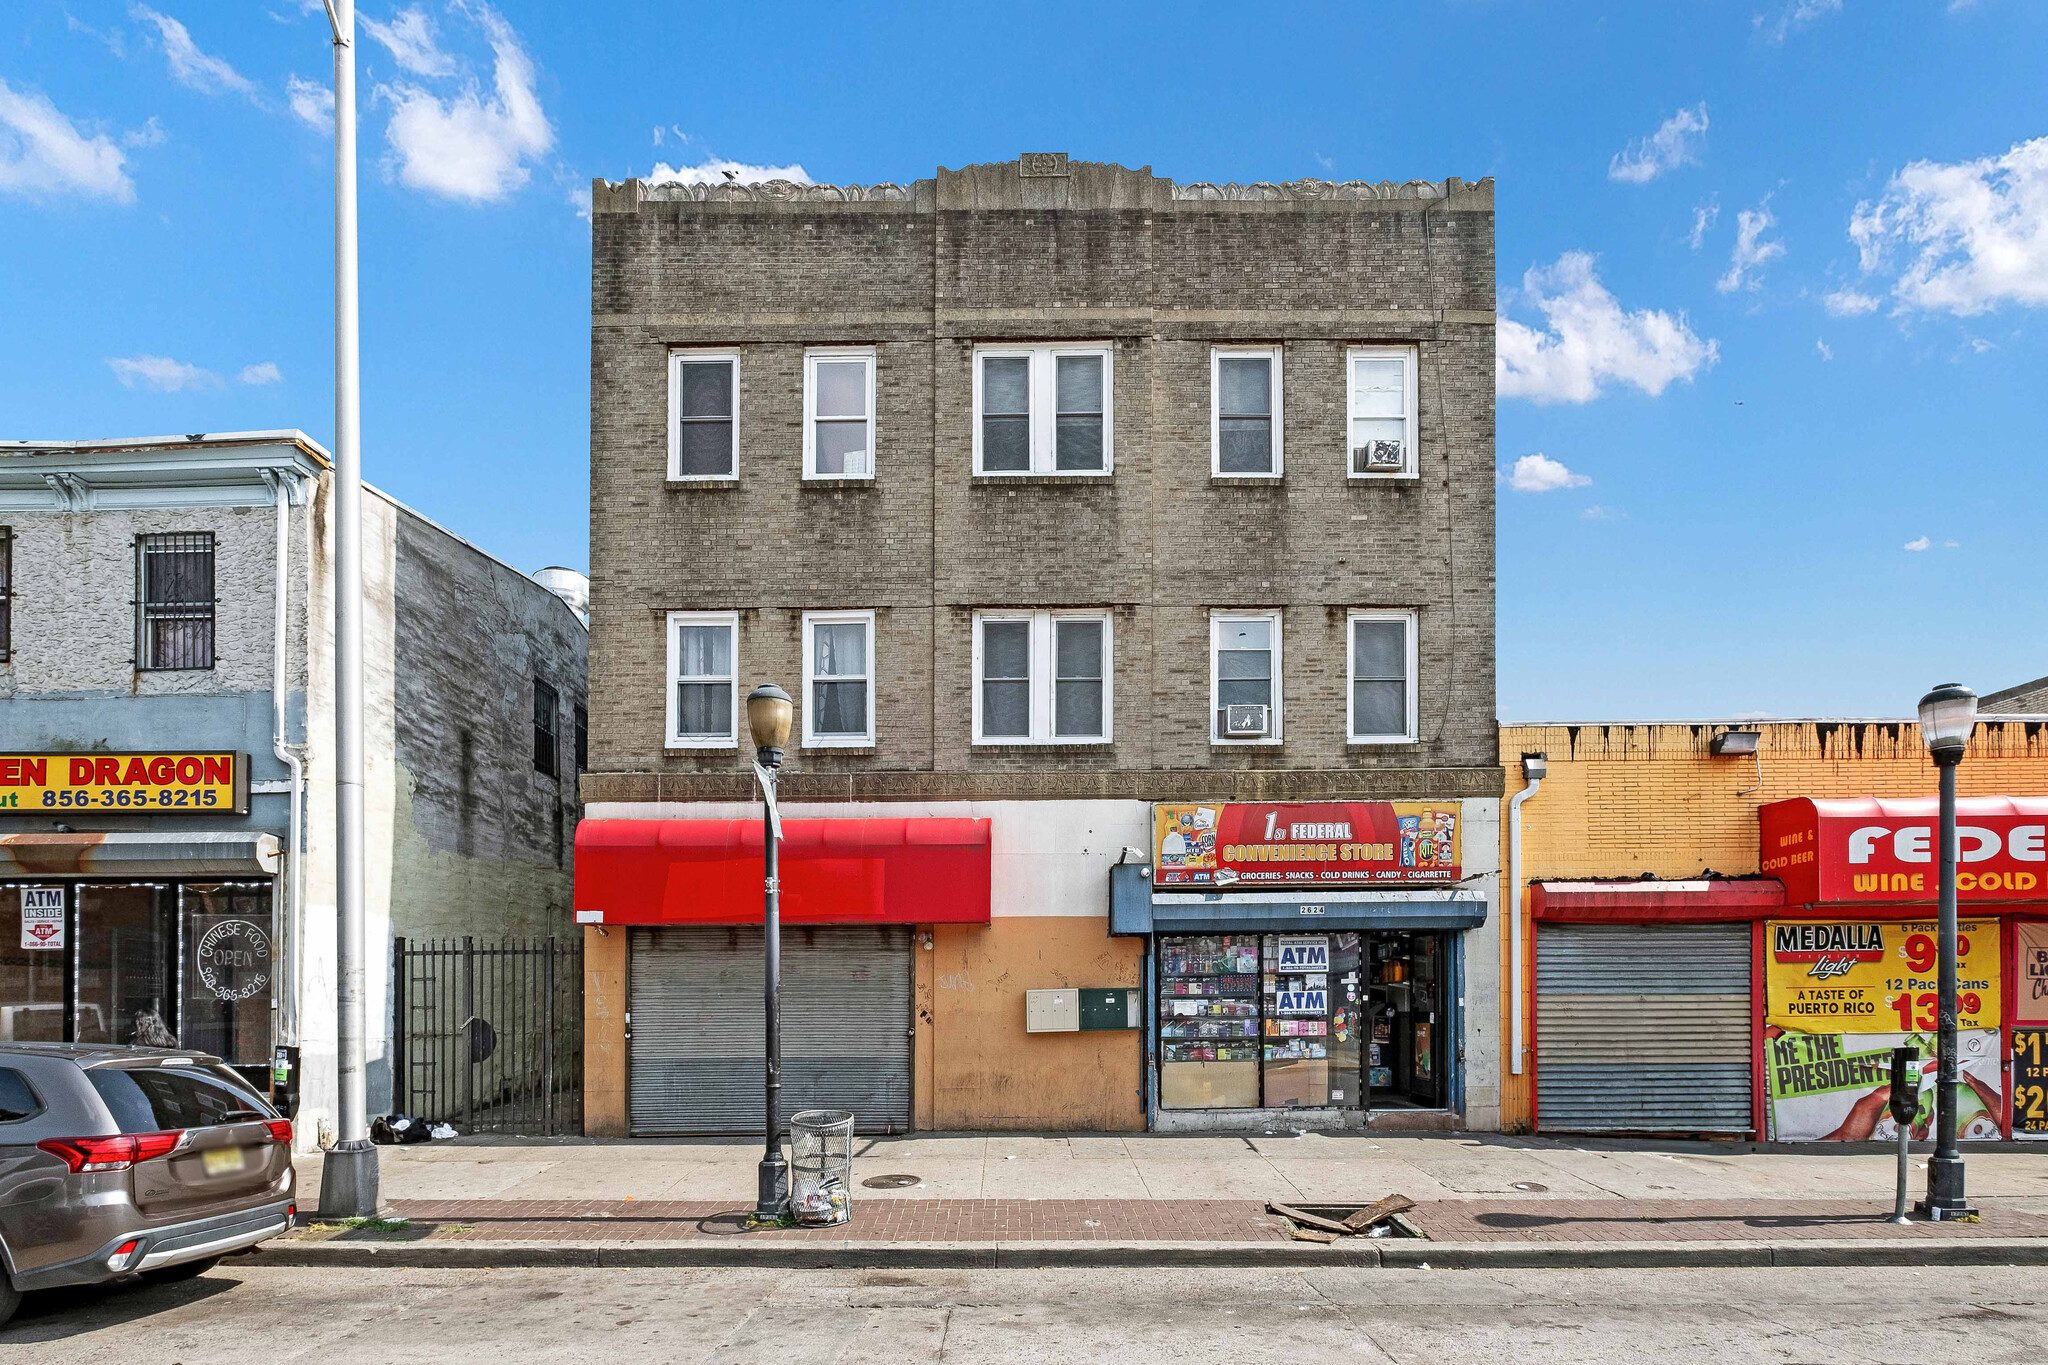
[1511,1181,1549,1192]
[862,1174,921,1189]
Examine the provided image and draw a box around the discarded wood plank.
[1267,1202,1353,1236]
[1341,1194,1417,1231]
[1283,1219,1340,1244]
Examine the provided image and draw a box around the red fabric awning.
[1532,878,1786,922]
[573,817,992,926]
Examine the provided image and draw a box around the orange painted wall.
[927,917,1145,1131]
[583,925,629,1136]
[1496,719,2048,1132]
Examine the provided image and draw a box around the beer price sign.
[1766,918,2003,1034]
[0,753,248,815]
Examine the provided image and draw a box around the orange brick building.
[1497,719,2048,1138]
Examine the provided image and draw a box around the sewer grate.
[861,1174,922,1189]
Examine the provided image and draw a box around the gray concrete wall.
[587,159,1500,803]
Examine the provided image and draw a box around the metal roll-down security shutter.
[1536,922,1752,1134]
[628,925,912,1136]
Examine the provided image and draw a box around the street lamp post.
[1915,681,1978,1222]
[746,683,794,1222]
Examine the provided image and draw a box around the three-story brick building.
[577,156,1503,1134]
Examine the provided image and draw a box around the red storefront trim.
[572,817,992,926]
[1531,879,1787,922]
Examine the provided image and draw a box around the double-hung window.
[668,351,739,480]
[805,348,876,478]
[1211,612,1281,743]
[574,704,589,774]
[533,678,560,777]
[802,610,874,746]
[1348,611,1418,743]
[973,612,1111,744]
[666,611,737,747]
[973,344,1113,475]
[0,526,11,663]
[1211,347,1283,476]
[136,532,215,671]
[1348,346,1419,478]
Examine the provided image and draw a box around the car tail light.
[266,1120,292,1144]
[106,1240,142,1272]
[37,1131,185,1172]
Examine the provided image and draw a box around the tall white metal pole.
[318,0,378,1217]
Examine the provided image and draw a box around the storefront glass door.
[76,883,178,1047]
[1158,930,1447,1112]
[1,885,68,1042]
[180,883,275,1065]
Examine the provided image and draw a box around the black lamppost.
[746,682,793,1222]
[1915,681,1978,1221]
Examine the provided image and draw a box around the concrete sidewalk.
[278,1131,2048,1269]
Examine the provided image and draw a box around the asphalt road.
[5,1261,2045,1362]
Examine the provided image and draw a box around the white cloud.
[567,182,591,220]
[646,156,812,187]
[377,3,553,202]
[1496,252,1719,404]
[287,76,334,132]
[1815,337,1833,361]
[1756,0,1843,44]
[239,361,283,385]
[1903,535,1931,551]
[0,78,135,203]
[1823,287,1881,316]
[1505,453,1592,494]
[362,7,457,77]
[1944,538,1960,548]
[1688,197,1720,250]
[124,116,167,149]
[108,354,222,391]
[131,5,257,98]
[1609,103,1709,184]
[1717,201,1785,293]
[1582,504,1627,521]
[68,14,127,57]
[1847,136,2048,315]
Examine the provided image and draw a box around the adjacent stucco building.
[0,432,588,1148]
[578,157,1502,1135]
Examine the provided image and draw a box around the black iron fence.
[393,936,582,1136]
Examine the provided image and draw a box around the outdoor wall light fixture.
[1709,730,1761,757]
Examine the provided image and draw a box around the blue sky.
[3,1,2043,720]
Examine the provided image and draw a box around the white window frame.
[970,610,1114,745]
[971,343,1115,476]
[801,609,876,748]
[1346,609,1419,745]
[802,347,876,480]
[1346,345,1420,480]
[1209,346,1284,479]
[667,350,739,482]
[1209,610,1283,745]
[665,610,738,749]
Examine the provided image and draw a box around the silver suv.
[0,1044,296,1327]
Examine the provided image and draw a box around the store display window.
[1157,930,1447,1111]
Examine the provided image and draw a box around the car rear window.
[89,1065,275,1133]
[0,1069,41,1123]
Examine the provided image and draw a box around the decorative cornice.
[635,180,915,204]
[1170,178,1469,202]
[580,766,1508,805]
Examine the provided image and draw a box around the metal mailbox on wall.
[1026,988,1139,1033]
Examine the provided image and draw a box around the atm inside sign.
[0,753,247,814]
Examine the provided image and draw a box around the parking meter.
[1886,1046,1917,1223]
[1888,1047,1919,1126]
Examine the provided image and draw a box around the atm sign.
[0,753,248,814]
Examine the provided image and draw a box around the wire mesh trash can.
[789,1109,855,1226]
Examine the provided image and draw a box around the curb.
[255,1236,2048,1272]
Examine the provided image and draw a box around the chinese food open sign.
[1153,801,1461,887]
[1765,918,2001,1034]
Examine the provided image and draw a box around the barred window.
[533,678,560,777]
[574,704,588,774]
[136,533,215,671]
[0,527,12,663]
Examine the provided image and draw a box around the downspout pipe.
[260,469,306,1048]
[1507,753,1546,1077]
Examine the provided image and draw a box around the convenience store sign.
[1153,801,1461,887]
[0,753,247,814]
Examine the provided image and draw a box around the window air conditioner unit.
[1353,439,1406,473]
[1224,703,1270,737]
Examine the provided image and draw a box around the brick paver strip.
[286,1197,2048,1247]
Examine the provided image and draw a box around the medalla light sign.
[0,752,248,814]
[1760,795,2048,903]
